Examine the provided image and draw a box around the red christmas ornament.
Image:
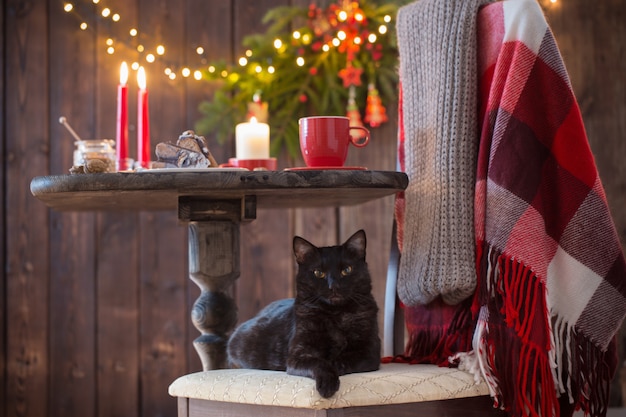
[364,83,388,127]
[338,65,363,88]
[346,86,367,139]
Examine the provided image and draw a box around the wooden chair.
[168,1,509,415]
[168,220,506,417]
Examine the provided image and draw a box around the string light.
[61,0,398,83]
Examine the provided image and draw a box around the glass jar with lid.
[73,139,116,173]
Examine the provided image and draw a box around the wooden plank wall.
[2,1,624,417]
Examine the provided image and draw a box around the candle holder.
[116,158,135,172]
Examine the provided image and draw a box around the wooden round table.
[31,169,408,370]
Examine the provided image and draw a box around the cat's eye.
[341,266,353,276]
[314,269,326,279]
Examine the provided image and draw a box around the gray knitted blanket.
[396,0,491,306]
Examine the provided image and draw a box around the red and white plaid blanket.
[472,1,626,416]
[396,0,626,416]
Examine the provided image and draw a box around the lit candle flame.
[120,61,128,85]
[137,66,147,90]
[250,116,258,123]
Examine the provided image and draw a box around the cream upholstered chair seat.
[169,363,488,410]
[169,363,499,416]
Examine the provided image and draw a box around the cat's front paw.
[315,370,340,398]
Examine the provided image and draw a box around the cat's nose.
[327,276,336,289]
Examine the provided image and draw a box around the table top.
[30,169,409,211]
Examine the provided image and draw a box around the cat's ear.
[293,236,317,264]
[344,229,366,258]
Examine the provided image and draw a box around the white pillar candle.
[235,117,270,159]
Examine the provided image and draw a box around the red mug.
[219,157,277,170]
[298,116,369,167]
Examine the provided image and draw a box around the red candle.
[137,66,150,168]
[116,62,129,166]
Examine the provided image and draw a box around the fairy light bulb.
[64,3,73,12]
[146,53,156,63]
[296,57,305,66]
[112,13,120,22]
[107,46,115,54]
[131,62,139,70]
[332,38,341,47]
[130,28,138,37]
[193,70,202,80]
[337,30,347,40]
[156,45,165,55]
[164,68,172,75]
[338,11,347,21]
[169,73,176,80]
[273,39,282,49]
[137,45,144,52]
[355,12,364,22]
[293,31,301,40]
[267,66,275,74]
[80,22,88,30]
[255,65,262,73]
[101,8,111,17]
[378,25,387,34]
[368,33,377,43]
[106,38,114,46]
[322,44,330,52]
[238,57,248,66]
[182,68,191,77]
[196,47,204,55]
[208,66,216,73]
[245,49,253,57]
[384,15,391,23]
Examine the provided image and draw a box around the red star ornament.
[338,65,363,88]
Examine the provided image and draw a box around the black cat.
[227,229,381,398]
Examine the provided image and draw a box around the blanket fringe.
[474,242,616,417]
